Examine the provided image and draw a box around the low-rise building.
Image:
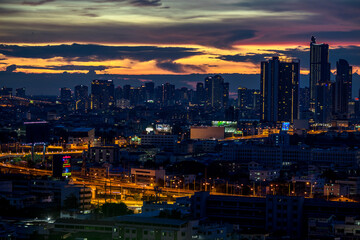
[249,169,280,182]
[140,134,177,151]
[89,145,121,163]
[131,168,165,186]
[68,127,95,145]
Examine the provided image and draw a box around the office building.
[145,82,155,101]
[190,126,225,140]
[114,86,123,101]
[68,127,95,145]
[24,121,50,143]
[88,145,121,163]
[191,192,360,239]
[196,82,206,104]
[123,84,131,100]
[309,36,332,123]
[223,82,229,108]
[222,142,360,169]
[140,133,177,151]
[90,80,114,110]
[74,85,89,111]
[131,168,165,185]
[60,87,72,102]
[161,82,175,106]
[0,87,12,97]
[260,56,299,123]
[237,87,247,110]
[334,59,352,119]
[15,87,26,98]
[205,75,228,109]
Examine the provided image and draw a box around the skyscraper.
[16,87,26,98]
[145,82,155,101]
[123,85,131,100]
[196,82,205,105]
[0,87,12,97]
[60,87,72,102]
[162,83,175,106]
[309,36,332,122]
[334,59,352,119]
[74,85,89,111]
[261,57,299,123]
[205,75,228,109]
[91,80,114,110]
[114,86,123,101]
[238,87,247,110]
[223,82,229,108]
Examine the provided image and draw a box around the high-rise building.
[123,85,131,100]
[309,36,332,123]
[223,82,229,108]
[0,87,12,97]
[60,87,72,102]
[196,82,205,105]
[145,82,155,101]
[74,85,89,111]
[334,59,352,119]
[162,83,175,106]
[114,86,123,101]
[238,87,247,110]
[15,87,26,98]
[205,75,227,109]
[260,56,299,123]
[90,80,114,110]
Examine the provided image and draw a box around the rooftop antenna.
[311,36,316,44]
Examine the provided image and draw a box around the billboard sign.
[62,155,71,177]
[156,124,172,133]
[282,122,290,131]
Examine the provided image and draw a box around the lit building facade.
[205,75,228,109]
[334,59,352,119]
[90,79,114,110]
[74,84,89,111]
[309,37,332,123]
[260,56,299,123]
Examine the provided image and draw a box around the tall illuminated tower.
[205,75,228,109]
[334,59,352,119]
[309,36,332,123]
[91,80,114,110]
[75,85,89,111]
[261,57,299,123]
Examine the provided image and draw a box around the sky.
[0,0,360,95]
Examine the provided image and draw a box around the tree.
[101,202,133,217]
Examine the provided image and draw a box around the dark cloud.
[6,64,16,72]
[0,44,201,62]
[81,13,99,17]
[217,53,274,64]
[217,45,360,70]
[230,0,360,25]
[331,46,360,67]
[0,0,358,48]
[0,44,206,73]
[0,7,22,15]
[286,31,360,45]
[156,61,207,73]
[129,0,161,7]
[22,0,55,6]
[16,65,111,71]
[94,0,163,7]
[0,21,255,48]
